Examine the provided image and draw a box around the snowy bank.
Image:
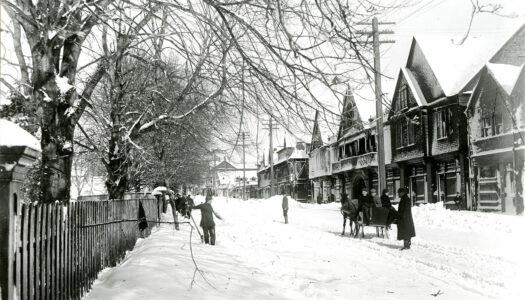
[84,196,525,300]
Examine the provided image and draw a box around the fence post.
[0,120,41,300]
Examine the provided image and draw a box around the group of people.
[179,188,414,250]
[172,193,194,218]
[341,187,415,250]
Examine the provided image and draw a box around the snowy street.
[84,196,525,300]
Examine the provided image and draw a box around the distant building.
[308,111,338,203]
[213,159,258,198]
[257,140,310,201]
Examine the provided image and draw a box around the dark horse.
[341,199,359,237]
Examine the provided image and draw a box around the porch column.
[399,163,409,190]
[425,158,435,204]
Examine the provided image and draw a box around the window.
[358,138,366,155]
[408,120,415,145]
[482,117,492,137]
[481,112,503,137]
[399,85,408,110]
[436,109,448,139]
[494,113,503,135]
[369,135,377,152]
[401,121,409,146]
[396,124,402,148]
[351,142,357,156]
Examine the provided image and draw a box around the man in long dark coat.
[397,187,415,250]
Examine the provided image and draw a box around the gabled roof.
[390,67,428,111]
[486,63,525,95]
[309,111,323,151]
[413,24,523,97]
[467,63,525,111]
[337,86,364,140]
[214,160,236,170]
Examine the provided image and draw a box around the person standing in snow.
[185,194,194,218]
[397,187,415,250]
[193,197,223,245]
[282,194,289,224]
[380,189,397,227]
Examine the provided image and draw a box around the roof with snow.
[467,62,525,111]
[486,63,524,95]
[0,119,41,151]
[414,30,520,97]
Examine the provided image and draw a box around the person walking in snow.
[282,194,289,224]
[397,187,415,250]
[192,196,223,245]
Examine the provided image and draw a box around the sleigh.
[356,207,390,239]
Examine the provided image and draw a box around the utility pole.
[262,117,279,197]
[241,131,250,200]
[359,18,395,193]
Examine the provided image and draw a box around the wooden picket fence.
[13,198,161,300]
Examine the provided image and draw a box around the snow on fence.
[13,198,161,300]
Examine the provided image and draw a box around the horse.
[341,199,359,237]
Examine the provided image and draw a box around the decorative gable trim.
[310,110,323,152]
[337,85,363,140]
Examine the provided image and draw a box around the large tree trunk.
[33,49,76,203]
[105,50,129,201]
[105,144,129,200]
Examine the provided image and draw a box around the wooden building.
[330,88,395,202]
[466,63,525,214]
[308,111,338,203]
[257,141,310,201]
[386,32,521,208]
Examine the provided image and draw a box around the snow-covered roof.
[0,119,41,151]
[486,63,524,95]
[288,147,308,160]
[414,34,514,96]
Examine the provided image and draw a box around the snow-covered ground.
[84,196,525,300]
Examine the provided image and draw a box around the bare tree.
[3,0,411,201]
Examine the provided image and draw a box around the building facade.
[258,141,310,201]
[308,111,337,203]
[466,63,525,214]
[328,88,395,202]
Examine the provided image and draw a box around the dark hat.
[397,187,408,193]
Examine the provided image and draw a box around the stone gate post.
[0,120,40,300]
